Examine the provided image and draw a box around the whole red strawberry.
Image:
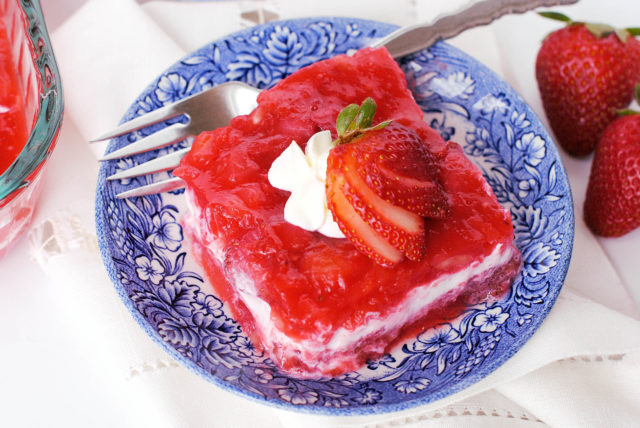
[326,98,448,266]
[535,13,640,157]
[584,87,640,236]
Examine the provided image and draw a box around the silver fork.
[96,81,260,197]
[97,0,576,199]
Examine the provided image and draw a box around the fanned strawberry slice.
[325,98,449,266]
[352,122,449,219]
[336,149,427,261]
[326,169,404,267]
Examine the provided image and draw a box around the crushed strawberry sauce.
[0,20,28,176]
[175,48,521,376]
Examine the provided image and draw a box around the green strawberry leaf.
[538,11,572,23]
[355,97,377,129]
[336,104,359,136]
[626,27,640,36]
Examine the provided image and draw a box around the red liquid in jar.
[0,19,28,176]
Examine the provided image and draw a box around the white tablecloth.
[1,0,639,427]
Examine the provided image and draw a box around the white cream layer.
[226,240,515,369]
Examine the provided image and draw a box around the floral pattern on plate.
[96,18,573,415]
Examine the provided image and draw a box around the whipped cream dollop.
[268,130,345,238]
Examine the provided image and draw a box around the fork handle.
[371,0,578,58]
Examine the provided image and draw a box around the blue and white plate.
[96,18,574,415]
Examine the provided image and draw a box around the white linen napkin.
[29,0,640,426]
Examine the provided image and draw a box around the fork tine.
[99,123,190,161]
[91,104,183,142]
[115,177,184,199]
[107,148,189,181]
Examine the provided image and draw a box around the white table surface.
[0,3,135,425]
[1,1,639,427]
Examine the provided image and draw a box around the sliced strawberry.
[326,169,404,267]
[339,149,426,261]
[325,97,449,266]
[351,122,449,219]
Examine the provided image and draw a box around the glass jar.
[0,0,63,257]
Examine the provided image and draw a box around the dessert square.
[174,47,521,378]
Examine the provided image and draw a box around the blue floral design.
[429,118,455,141]
[355,388,382,405]
[516,132,546,167]
[473,93,510,115]
[509,109,531,129]
[226,52,272,87]
[159,317,199,347]
[455,330,503,378]
[512,205,548,248]
[157,278,197,315]
[394,377,431,394]
[149,211,183,251]
[264,26,305,67]
[97,18,573,416]
[278,388,319,405]
[465,126,492,157]
[193,293,225,318]
[430,71,475,99]
[522,242,561,278]
[156,73,189,104]
[414,326,460,353]
[135,256,164,284]
[202,334,247,369]
[254,368,274,384]
[472,306,509,333]
[114,158,135,185]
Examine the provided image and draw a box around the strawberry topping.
[326,169,405,266]
[325,98,449,266]
[350,122,449,219]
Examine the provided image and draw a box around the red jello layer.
[175,47,521,377]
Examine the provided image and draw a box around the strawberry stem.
[334,98,391,145]
[585,22,617,39]
[538,12,638,42]
[615,29,631,43]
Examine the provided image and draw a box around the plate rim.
[95,16,575,416]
